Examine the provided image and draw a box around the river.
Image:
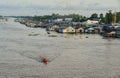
[0,18,120,78]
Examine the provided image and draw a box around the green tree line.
[89,10,120,24]
[18,10,120,24]
[32,13,88,22]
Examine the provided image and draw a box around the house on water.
[63,26,75,34]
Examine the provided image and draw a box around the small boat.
[43,58,49,64]
[47,31,50,34]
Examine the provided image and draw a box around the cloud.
[0,0,120,16]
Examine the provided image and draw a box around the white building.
[54,18,63,22]
[87,20,99,24]
[65,18,73,21]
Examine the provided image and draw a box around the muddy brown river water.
[0,18,120,78]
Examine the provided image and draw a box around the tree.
[105,10,113,24]
[99,13,103,19]
[116,12,120,23]
[0,15,3,19]
[90,13,98,20]
[80,16,88,22]
[51,13,60,19]
[112,13,116,23]
[66,14,82,22]
[99,13,105,24]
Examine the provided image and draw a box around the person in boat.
[43,58,49,64]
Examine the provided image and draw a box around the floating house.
[115,26,120,38]
[49,25,60,31]
[63,26,75,34]
[56,27,65,33]
[25,22,36,28]
[75,27,84,33]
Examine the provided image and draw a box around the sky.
[0,0,120,16]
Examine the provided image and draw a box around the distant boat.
[47,31,50,34]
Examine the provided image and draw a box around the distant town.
[1,10,120,38]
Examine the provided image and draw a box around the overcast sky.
[0,0,120,16]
